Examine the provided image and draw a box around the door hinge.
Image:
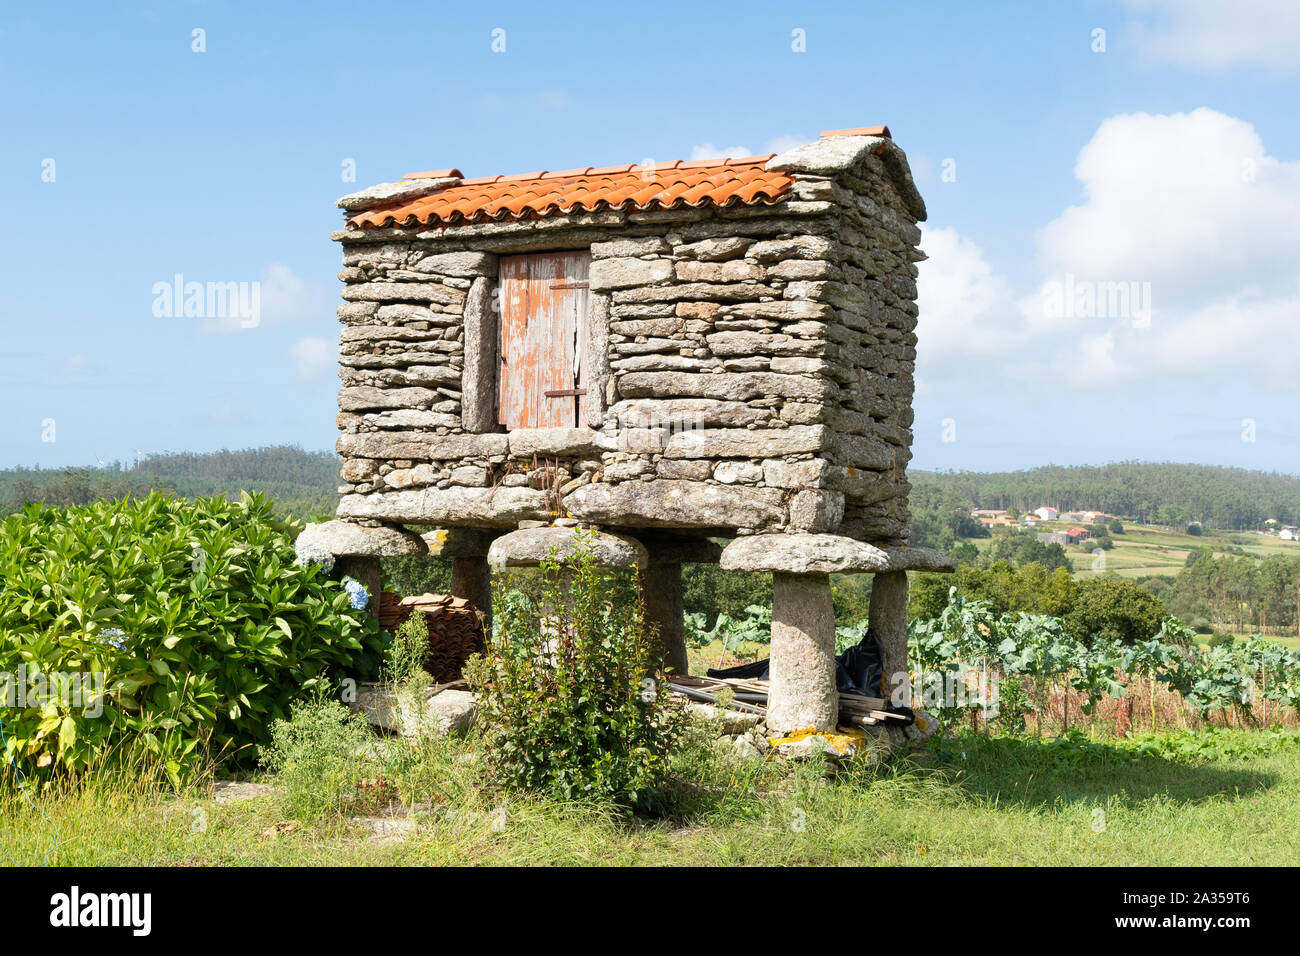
[544,388,587,398]
[549,281,589,290]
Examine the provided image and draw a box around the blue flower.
[342,577,370,611]
[99,627,127,649]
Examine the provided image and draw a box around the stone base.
[868,569,909,705]
[699,709,943,769]
[352,684,478,738]
[641,560,688,675]
[766,572,838,733]
[450,555,492,633]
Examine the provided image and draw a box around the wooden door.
[497,251,591,429]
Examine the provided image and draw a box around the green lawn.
[6,728,1299,866]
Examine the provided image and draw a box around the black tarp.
[706,626,914,724]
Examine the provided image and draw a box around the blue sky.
[2,0,1297,473]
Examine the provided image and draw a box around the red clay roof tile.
[349,154,792,230]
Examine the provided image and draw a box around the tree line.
[0,445,338,522]
[1145,549,1300,637]
[912,462,1300,531]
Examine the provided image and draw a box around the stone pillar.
[640,560,687,675]
[450,555,493,634]
[335,555,382,621]
[767,572,838,734]
[868,570,909,707]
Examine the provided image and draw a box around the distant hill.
[5,452,1298,533]
[0,445,339,522]
[912,462,1300,530]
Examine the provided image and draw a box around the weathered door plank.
[498,251,591,429]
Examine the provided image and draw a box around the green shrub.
[0,491,381,786]
[465,532,681,807]
[259,688,380,822]
[385,609,431,690]
[1063,576,1167,647]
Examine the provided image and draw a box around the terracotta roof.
[348,155,793,230]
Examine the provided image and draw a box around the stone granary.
[298,125,952,734]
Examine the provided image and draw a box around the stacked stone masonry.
[331,134,925,546]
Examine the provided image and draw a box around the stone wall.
[330,137,923,545]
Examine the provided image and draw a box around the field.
[970,521,1300,581]
[1065,524,1300,579]
[4,728,1298,866]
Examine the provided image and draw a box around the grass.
[5,726,1300,866]
[1060,522,1300,580]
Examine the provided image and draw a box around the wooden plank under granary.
[497,251,591,429]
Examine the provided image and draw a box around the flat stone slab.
[719,536,955,575]
[881,546,955,573]
[353,685,478,738]
[507,426,614,458]
[336,177,459,211]
[296,519,428,558]
[720,534,889,574]
[212,781,276,805]
[564,479,786,531]
[488,526,648,570]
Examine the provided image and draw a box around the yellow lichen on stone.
[768,725,868,756]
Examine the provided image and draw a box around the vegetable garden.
[687,589,1300,736]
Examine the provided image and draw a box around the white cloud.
[916,226,1032,374]
[288,336,333,382]
[198,263,330,335]
[688,135,809,163]
[918,108,1300,392]
[689,142,751,161]
[1125,0,1300,72]
[763,134,807,155]
[1035,109,1300,305]
[260,263,332,324]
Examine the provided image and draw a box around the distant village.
[970,507,1117,546]
[969,507,1300,543]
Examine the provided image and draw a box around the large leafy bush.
[0,492,380,785]
[465,533,681,806]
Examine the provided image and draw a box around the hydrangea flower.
[294,540,335,573]
[99,627,127,649]
[342,576,370,611]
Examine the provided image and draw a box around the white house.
[1034,507,1058,521]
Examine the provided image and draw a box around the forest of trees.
[1145,549,1300,638]
[912,462,1300,531]
[0,446,338,521]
